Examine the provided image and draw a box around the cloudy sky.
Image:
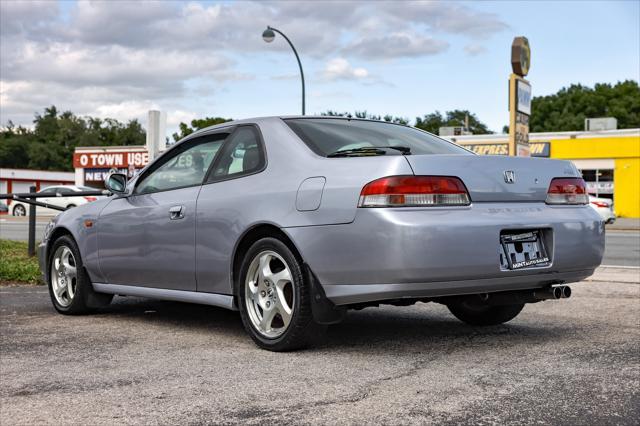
[1,0,638,134]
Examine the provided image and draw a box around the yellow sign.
[460,142,549,157]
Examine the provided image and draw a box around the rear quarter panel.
[194,118,414,294]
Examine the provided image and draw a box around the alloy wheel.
[244,250,295,338]
[51,246,78,307]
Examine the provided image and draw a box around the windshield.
[284,118,471,157]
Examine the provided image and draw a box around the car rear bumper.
[285,202,605,306]
[321,269,595,305]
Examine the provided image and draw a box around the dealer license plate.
[499,230,550,270]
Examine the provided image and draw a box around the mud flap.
[304,263,346,325]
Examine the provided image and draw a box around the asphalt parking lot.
[1,267,638,425]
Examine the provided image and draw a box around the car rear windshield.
[284,118,472,157]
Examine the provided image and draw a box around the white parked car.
[589,195,616,224]
[10,185,102,216]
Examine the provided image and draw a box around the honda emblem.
[504,170,516,183]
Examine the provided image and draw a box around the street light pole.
[262,26,305,115]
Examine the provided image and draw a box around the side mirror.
[105,173,127,194]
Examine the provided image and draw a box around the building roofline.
[448,128,640,143]
[74,145,147,152]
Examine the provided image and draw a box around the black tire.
[12,204,26,216]
[447,300,524,326]
[47,235,113,315]
[237,237,326,351]
[66,204,77,209]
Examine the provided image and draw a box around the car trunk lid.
[404,154,581,202]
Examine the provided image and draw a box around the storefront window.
[580,168,614,199]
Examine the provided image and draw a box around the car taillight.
[358,176,471,207]
[545,178,588,205]
[84,196,97,202]
[591,201,609,208]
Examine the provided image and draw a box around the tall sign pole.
[509,37,532,156]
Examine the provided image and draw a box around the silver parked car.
[39,117,604,351]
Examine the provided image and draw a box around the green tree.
[172,116,232,142]
[530,80,640,132]
[0,106,146,171]
[0,122,34,168]
[321,110,409,124]
[415,110,492,135]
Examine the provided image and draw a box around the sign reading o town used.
[73,151,150,168]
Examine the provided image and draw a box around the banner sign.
[85,168,126,182]
[460,142,549,157]
[73,151,150,168]
[517,79,532,115]
[530,142,550,157]
[84,167,142,182]
[509,74,532,156]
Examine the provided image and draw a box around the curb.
[586,266,640,284]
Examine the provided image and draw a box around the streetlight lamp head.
[262,27,275,43]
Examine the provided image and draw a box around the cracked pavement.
[1,272,639,425]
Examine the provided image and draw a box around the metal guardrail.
[0,186,110,256]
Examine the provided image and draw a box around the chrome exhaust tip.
[533,286,564,301]
[561,286,572,299]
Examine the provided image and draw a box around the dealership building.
[446,128,640,218]
[0,168,75,200]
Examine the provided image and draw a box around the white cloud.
[0,0,59,37]
[346,32,449,60]
[464,44,488,56]
[321,58,370,81]
[0,0,508,129]
[379,2,509,38]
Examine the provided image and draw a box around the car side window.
[57,188,75,196]
[135,134,227,195]
[208,126,265,182]
[39,187,57,195]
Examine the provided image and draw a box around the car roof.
[41,185,79,191]
[186,115,411,140]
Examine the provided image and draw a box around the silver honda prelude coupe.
[39,117,604,351]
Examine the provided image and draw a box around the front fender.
[46,198,112,283]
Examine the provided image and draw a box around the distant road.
[0,217,49,242]
[1,216,638,267]
[603,231,640,267]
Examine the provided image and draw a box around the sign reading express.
[461,142,550,157]
[73,151,150,168]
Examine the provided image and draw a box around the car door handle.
[169,205,185,220]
